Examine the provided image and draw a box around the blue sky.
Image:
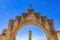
[0,0,60,40]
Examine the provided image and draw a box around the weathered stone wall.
[57,30,60,40]
[0,8,58,40]
[0,28,11,40]
[0,36,5,40]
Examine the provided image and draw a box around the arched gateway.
[0,8,58,40]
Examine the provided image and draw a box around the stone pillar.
[28,30,32,40]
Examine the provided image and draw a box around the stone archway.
[0,8,58,40]
[14,21,57,40]
[9,8,58,40]
[15,23,49,40]
[16,24,47,40]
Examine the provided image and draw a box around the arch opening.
[16,24,47,40]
